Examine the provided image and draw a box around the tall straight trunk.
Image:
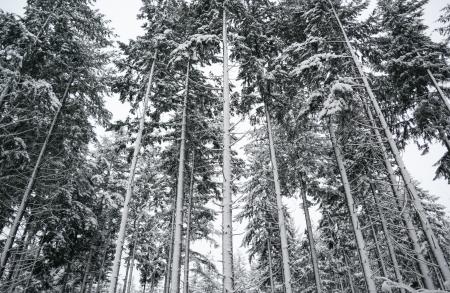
[170,60,190,293]
[328,119,376,293]
[267,238,275,293]
[222,7,234,293]
[328,1,450,285]
[5,216,30,284]
[427,69,450,113]
[164,202,176,293]
[95,243,108,293]
[369,219,387,277]
[126,240,137,293]
[370,184,404,290]
[344,254,356,293]
[88,276,94,293]
[7,228,34,292]
[81,247,94,293]
[122,256,131,293]
[362,98,434,289]
[183,152,195,293]
[264,102,293,293]
[0,76,74,277]
[24,229,46,290]
[300,180,321,293]
[108,53,157,293]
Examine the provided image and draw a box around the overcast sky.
[1,0,450,284]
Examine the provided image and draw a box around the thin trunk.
[300,180,321,293]
[328,1,450,285]
[427,69,450,113]
[108,53,157,293]
[7,228,34,293]
[24,230,46,290]
[88,277,94,293]
[126,241,137,293]
[170,60,190,293]
[371,184,404,291]
[264,102,293,293]
[362,98,434,289]
[6,217,29,284]
[164,203,176,293]
[222,7,234,293]
[369,219,387,277]
[328,119,376,293]
[183,152,195,293]
[344,254,356,293]
[122,256,131,293]
[61,263,72,293]
[267,238,275,293]
[81,247,94,293]
[0,76,73,277]
[96,242,109,293]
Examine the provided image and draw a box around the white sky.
[1,0,450,289]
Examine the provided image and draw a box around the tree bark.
[370,183,405,292]
[126,240,137,293]
[170,60,190,293]
[267,238,275,293]
[362,97,435,289]
[122,255,131,293]
[0,76,74,277]
[222,7,234,293]
[265,102,293,293]
[300,179,322,293]
[344,254,356,293]
[328,119,377,293]
[95,242,108,293]
[81,247,94,293]
[328,1,450,286]
[164,201,176,293]
[369,218,388,277]
[427,69,450,113]
[108,53,157,293]
[183,152,195,293]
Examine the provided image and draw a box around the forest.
[1,0,450,292]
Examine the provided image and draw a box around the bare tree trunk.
[369,218,387,277]
[328,1,450,286]
[164,202,176,293]
[362,98,434,289]
[170,60,191,293]
[122,256,131,293]
[183,152,195,293]
[126,240,137,293]
[24,229,46,290]
[267,238,275,293]
[300,179,322,293]
[108,53,157,293]
[96,242,109,293]
[0,76,73,277]
[88,277,94,293]
[370,183,405,291]
[328,119,376,293]
[222,7,234,293]
[264,102,293,293]
[344,254,356,293]
[81,247,94,293]
[427,69,450,113]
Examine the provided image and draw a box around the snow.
[290,53,341,76]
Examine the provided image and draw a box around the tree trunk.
[126,241,137,293]
[95,241,109,293]
[24,230,46,290]
[362,97,435,289]
[88,276,94,293]
[264,102,293,293]
[328,119,376,293]
[164,202,176,293]
[122,256,131,293]
[267,238,275,293]
[427,69,450,113]
[300,179,322,293]
[222,7,234,293]
[0,76,74,277]
[344,254,356,293]
[328,1,450,286]
[108,53,157,293]
[81,247,94,293]
[183,152,195,293]
[170,60,191,293]
[369,218,387,277]
[370,183,405,292]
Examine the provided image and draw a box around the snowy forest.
[2,0,450,292]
